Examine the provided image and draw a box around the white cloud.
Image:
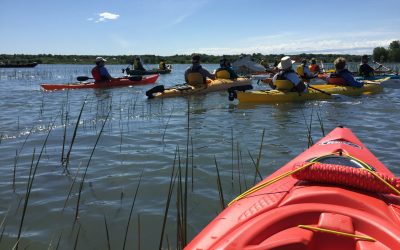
[89,12,120,23]
[183,29,398,55]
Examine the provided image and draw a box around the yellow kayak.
[146,77,251,98]
[236,83,383,103]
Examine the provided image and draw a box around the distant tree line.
[0,52,389,65]
[373,40,400,62]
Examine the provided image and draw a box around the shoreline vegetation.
[0,53,368,65]
[1,40,399,65]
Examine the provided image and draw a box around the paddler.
[133,57,146,71]
[184,54,215,88]
[328,57,364,87]
[215,58,238,80]
[271,56,307,93]
[309,58,322,74]
[91,57,114,82]
[358,55,381,77]
[159,58,167,70]
[296,58,316,81]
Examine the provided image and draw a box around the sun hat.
[95,57,107,63]
[278,56,295,70]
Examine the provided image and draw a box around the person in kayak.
[328,57,364,88]
[260,58,270,70]
[159,58,167,70]
[133,57,146,71]
[271,56,306,93]
[296,59,316,81]
[184,55,215,88]
[359,55,381,77]
[215,58,238,79]
[309,58,322,74]
[91,57,114,82]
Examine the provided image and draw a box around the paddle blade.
[77,76,91,81]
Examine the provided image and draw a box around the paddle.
[372,61,397,75]
[306,84,333,96]
[77,75,143,82]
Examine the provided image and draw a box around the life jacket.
[327,73,347,85]
[91,66,102,81]
[159,62,166,70]
[274,70,306,92]
[215,69,231,79]
[274,80,294,90]
[134,61,145,71]
[309,64,320,73]
[296,65,305,78]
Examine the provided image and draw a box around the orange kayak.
[186,126,400,250]
[41,74,159,91]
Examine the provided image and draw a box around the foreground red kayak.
[186,126,400,250]
[41,74,159,91]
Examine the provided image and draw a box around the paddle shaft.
[373,61,396,74]
[307,84,332,96]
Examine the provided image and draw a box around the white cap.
[278,56,295,70]
[95,57,107,63]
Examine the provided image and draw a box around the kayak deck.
[185,127,400,250]
[41,74,159,91]
[147,77,252,98]
[236,83,382,103]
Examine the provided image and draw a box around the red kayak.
[186,126,400,250]
[41,74,159,91]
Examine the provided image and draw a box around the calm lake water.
[0,64,400,249]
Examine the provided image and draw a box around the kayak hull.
[185,127,400,250]
[148,77,252,98]
[41,74,159,91]
[237,83,382,103]
[126,68,171,75]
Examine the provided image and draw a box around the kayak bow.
[186,126,400,250]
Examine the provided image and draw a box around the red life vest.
[327,74,347,86]
[309,64,320,73]
[91,66,102,81]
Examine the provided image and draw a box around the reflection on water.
[0,64,400,249]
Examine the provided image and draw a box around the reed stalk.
[122,169,143,250]
[73,224,81,250]
[64,96,88,170]
[236,142,242,193]
[137,214,141,250]
[162,106,174,143]
[103,215,111,250]
[55,232,62,250]
[13,150,17,192]
[159,147,178,250]
[253,129,265,184]
[214,156,225,210]
[183,98,190,246]
[62,163,82,212]
[316,107,325,136]
[16,117,55,249]
[74,107,110,220]
[231,128,234,188]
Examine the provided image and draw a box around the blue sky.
[1,0,399,56]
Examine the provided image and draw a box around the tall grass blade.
[122,169,144,250]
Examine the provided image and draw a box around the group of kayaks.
[185,126,400,249]
[40,68,398,104]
